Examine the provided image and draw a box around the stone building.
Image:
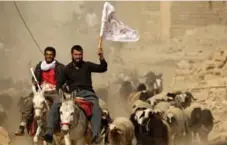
[115,1,227,42]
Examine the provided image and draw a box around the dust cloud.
[0,1,227,145]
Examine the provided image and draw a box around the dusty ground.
[0,3,227,145]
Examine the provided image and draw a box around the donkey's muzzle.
[61,128,69,134]
[61,126,70,134]
[60,122,70,134]
[34,115,41,120]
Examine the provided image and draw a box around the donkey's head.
[32,85,46,120]
[59,89,77,134]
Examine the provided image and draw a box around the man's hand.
[98,47,104,60]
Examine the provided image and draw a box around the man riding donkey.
[43,45,109,144]
[15,47,64,135]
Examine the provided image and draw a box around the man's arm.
[87,58,108,73]
[56,67,67,92]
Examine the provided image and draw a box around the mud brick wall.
[170,1,227,37]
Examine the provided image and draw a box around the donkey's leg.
[33,124,42,144]
[64,133,71,145]
[43,140,47,145]
[75,137,86,145]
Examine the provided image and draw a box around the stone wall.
[170,1,227,37]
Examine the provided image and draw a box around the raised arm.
[87,58,108,73]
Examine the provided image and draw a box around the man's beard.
[72,58,82,65]
[45,58,54,64]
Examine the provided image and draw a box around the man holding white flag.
[99,2,140,43]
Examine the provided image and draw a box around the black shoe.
[15,125,25,136]
[43,133,53,143]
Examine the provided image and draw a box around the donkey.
[59,90,93,145]
[144,71,163,96]
[32,84,49,145]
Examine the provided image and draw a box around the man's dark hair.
[44,46,56,56]
[71,45,83,53]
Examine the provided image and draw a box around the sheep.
[165,105,188,145]
[99,98,111,122]
[183,103,214,144]
[130,108,170,145]
[154,101,172,115]
[131,100,153,114]
[146,92,174,108]
[108,117,135,145]
[136,83,147,92]
[128,90,153,106]
[198,108,214,143]
[167,91,196,109]
[98,98,112,144]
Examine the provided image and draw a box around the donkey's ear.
[41,83,46,93]
[32,85,37,95]
[59,89,65,102]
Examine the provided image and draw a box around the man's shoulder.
[35,61,42,68]
[65,62,73,69]
[55,61,65,67]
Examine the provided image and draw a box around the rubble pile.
[172,26,227,142]
[176,49,227,79]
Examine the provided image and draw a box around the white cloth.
[41,83,56,92]
[100,2,140,42]
[40,60,56,71]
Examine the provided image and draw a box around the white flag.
[100,2,140,42]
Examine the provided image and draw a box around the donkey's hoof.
[33,136,38,143]
[43,140,48,145]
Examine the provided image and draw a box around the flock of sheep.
[97,71,216,145]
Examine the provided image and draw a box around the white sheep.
[165,105,188,145]
[131,100,153,114]
[167,91,196,109]
[108,117,135,145]
[147,92,173,108]
[154,101,172,115]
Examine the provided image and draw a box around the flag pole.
[98,36,103,54]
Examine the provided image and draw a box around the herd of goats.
[93,71,215,145]
[19,71,221,145]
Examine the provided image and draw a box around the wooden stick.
[98,36,103,54]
